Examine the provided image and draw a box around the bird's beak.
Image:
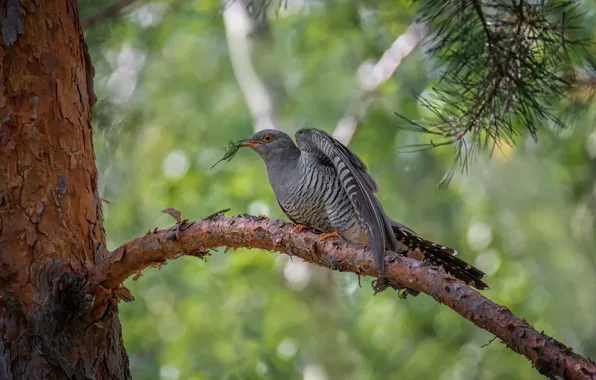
[239,139,262,148]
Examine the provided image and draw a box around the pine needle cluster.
[400,0,595,175]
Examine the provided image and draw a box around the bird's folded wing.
[295,128,398,272]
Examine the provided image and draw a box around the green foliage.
[404,0,595,178]
[81,0,596,379]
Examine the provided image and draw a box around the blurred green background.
[79,1,596,379]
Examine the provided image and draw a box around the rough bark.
[0,1,129,379]
[105,213,596,380]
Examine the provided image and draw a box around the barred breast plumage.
[275,152,367,243]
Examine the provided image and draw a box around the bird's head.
[239,129,299,163]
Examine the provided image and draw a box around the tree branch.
[332,22,426,145]
[102,214,596,380]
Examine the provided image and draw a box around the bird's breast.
[276,158,361,238]
[272,161,330,230]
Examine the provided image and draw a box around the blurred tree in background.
[78,0,596,379]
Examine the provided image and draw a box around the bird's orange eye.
[263,134,274,142]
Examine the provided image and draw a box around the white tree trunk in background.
[223,0,280,132]
[333,22,427,145]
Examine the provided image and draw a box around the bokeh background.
[79,1,596,379]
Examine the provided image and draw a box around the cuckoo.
[239,128,487,290]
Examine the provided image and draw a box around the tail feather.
[391,222,488,290]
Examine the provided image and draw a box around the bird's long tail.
[390,222,488,290]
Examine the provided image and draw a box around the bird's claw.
[292,224,312,233]
[319,230,341,242]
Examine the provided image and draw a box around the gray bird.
[239,128,487,290]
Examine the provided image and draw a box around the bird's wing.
[295,128,398,273]
[391,219,417,235]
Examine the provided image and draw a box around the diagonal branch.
[222,0,283,132]
[332,22,426,145]
[101,214,596,380]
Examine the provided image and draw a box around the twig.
[101,215,596,380]
[332,22,426,145]
[471,0,506,78]
[482,335,499,348]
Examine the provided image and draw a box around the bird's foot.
[292,224,313,233]
[319,230,341,242]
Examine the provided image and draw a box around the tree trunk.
[0,1,130,378]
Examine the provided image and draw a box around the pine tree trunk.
[0,1,130,378]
